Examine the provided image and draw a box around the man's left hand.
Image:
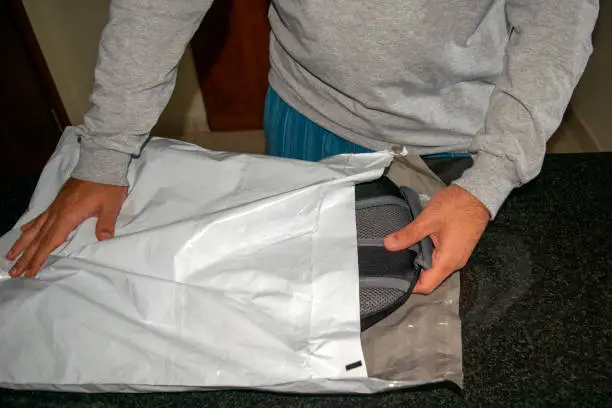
[384,184,490,294]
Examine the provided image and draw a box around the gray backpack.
[355,176,433,331]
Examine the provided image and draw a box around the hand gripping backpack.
[355,176,434,331]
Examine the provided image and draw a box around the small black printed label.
[345,360,363,371]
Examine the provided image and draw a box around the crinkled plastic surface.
[0,127,461,393]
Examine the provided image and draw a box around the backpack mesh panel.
[360,287,405,318]
[356,205,413,239]
[357,203,416,324]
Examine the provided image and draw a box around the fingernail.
[100,231,112,240]
[385,234,398,242]
[5,250,13,260]
[9,267,18,277]
[385,235,400,247]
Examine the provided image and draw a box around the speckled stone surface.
[1,153,611,407]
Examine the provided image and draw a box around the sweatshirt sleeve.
[453,0,599,218]
[71,0,214,186]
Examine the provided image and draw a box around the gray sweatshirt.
[71,0,599,217]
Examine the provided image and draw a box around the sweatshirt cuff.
[71,144,132,186]
[452,152,520,219]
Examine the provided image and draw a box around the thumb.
[384,216,433,252]
[413,250,455,295]
[95,204,121,241]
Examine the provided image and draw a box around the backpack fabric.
[355,176,433,331]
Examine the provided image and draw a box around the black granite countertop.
[1,153,611,407]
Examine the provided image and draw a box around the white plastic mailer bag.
[0,127,462,393]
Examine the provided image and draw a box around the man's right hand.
[4,178,128,278]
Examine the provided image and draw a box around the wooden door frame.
[191,0,272,132]
[8,0,71,130]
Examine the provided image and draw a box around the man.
[6,0,599,293]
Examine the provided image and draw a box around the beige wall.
[22,0,209,137]
[570,2,612,151]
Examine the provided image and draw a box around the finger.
[9,239,39,278]
[384,215,434,252]
[412,250,458,295]
[9,214,57,277]
[5,212,49,261]
[95,203,122,241]
[22,222,73,278]
[20,215,41,232]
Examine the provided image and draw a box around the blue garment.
[264,88,372,161]
[264,87,467,161]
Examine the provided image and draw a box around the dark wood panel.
[191,0,271,131]
[9,0,70,130]
[0,1,66,177]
